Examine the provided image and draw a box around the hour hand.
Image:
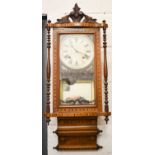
[71,45,83,54]
[71,45,78,53]
[83,54,89,59]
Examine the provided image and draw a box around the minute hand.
[75,50,89,58]
[71,45,85,55]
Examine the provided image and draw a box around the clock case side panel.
[52,28,103,116]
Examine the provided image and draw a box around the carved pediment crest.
[56,3,97,24]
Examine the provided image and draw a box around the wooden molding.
[44,112,111,118]
[48,22,106,28]
[53,145,102,150]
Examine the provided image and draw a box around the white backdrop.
[42,0,112,155]
[1,1,155,155]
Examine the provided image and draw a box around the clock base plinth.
[53,116,102,150]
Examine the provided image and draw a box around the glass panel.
[59,34,95,106]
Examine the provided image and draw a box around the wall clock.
[44,3,111,150]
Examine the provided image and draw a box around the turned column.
[103,20,109,124]
[46,20,51,124]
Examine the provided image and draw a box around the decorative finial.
[105,116,109,124]
[48,20,51,23]
[74,3,80,11]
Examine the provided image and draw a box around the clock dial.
[60,34,94,70]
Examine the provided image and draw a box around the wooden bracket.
[53,117,103,150]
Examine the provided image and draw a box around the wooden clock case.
[44,4,111,150]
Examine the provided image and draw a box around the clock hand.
[83,54,89,59]
[70,45,89,59]
[71,45,79,53]
[76,50,89,58]
[71,45,85,55]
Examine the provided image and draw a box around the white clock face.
[60,34,94,70]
